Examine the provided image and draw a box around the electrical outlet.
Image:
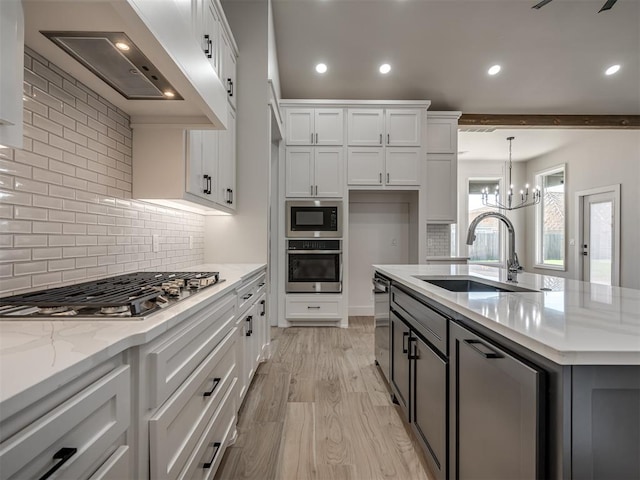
[153,234,160,253]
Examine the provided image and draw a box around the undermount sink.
[417,276,538,293]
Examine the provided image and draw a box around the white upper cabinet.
[348,108,421,146]
[285,108,344,145]
[203,0,221,75]
[427,115,458,153]
[347,148,419,186]
[386,109,421,146]
[220,28,237,109]
[218,108,236,209]
[347,109,385,146]
[0,0,24,149]
[285,147,343,198]
[186,130,218,201]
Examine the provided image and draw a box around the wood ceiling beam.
[459,114,640,129]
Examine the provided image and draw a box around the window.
[467,179,502,264]
[536,165,566,269]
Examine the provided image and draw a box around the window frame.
[465,176,505,267]
[535,164,567,271]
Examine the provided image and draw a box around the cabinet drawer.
[178,378,237,480]
[286,295,342,319]
[149,328,237,480]
[146,293,236,408]
[0,366,130,480]
[88,446,130,480]
[237,271,266,316]
[392,287,448,355]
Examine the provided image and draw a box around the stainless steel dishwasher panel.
[373,274,391,383]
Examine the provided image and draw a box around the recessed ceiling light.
[163,90,175,98]
[605,64,620,75]
[315,63,327,74]
[488,65,501,75]
[379,63,391,74]
[115,42,130,51]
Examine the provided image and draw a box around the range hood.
[42,31,182,101]
[22,0,228,128]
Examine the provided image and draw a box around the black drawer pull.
[464,339,502,359]
[260,299,266,316]
[242,293,253,301]
[402,331,409,354]
[203,442,222,469]
[258,282,265,288]
[246,315,253,336]
[307,306,321,309]
[203,377,221,397]
[39,447,77,480]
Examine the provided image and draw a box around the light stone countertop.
[0,263,265,417]
[374,264,640,366]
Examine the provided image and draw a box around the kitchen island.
[0,263,267,480]
[374,264,640,480]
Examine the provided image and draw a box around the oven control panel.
[288,240,341,250]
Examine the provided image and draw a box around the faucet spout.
[466,211,523,282]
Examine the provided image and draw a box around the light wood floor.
[214,316,432,480]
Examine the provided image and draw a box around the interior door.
[582,191,616,285]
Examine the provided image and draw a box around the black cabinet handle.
[229,189,233,205]
[307,306,320,309]
[315,133,318,143]
[402,331,409,354]
[387,133,390,144]
[260,299,266,316]
[39,447,77,480]
[242,293,253,301]
[203,442,222,469]
[203,377,221,397]
[464,339,502,359]
[408,337,419,360]
[379,133,382,145]
[245,315,252,336]
[203,174,209,194]
[258,282,265,288]
[226,188,232,204]
[207,175,212,195]
[204,35,212,58]
[387,172,390,183]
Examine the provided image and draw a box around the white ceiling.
[271,0,640,115]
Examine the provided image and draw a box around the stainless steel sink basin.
[416,276,538,293]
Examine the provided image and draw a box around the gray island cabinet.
[376,264,640,480]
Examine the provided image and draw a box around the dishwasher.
[373,273,391,383]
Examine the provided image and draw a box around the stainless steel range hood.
[42,31,182,100]
[22,0,228,128]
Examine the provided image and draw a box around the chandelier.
[481,136,541,211]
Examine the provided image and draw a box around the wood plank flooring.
[214,316,432,480]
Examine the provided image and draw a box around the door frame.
[574,184,621,286]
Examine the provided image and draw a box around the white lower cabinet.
[285,294,343,320]
[88,446,130,480]
[0,364,131,480]
[149,329,237,480]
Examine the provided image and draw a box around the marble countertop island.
[374,264,640,365]
[0,263,265,416]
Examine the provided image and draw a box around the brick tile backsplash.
[0,48,205,297]
[426,224,452,257]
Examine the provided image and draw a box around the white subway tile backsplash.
[2,50,205,297]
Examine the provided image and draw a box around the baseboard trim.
[349,306,374,316]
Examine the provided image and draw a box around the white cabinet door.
[347,147,384,185]
[426,153,457,222]
[203,0,221,75]
[347,109,384,146]
[314,148,343,197]
[286,109,315,145]
[285,147,314,197]
[220,28,236,109]
[386,109,421,146]
[202,130,219,201]
[385,148,420,186]
[217,108,236,210]
[0,0,23,149]
[186,131,207,199]
[314,108,344,145]
[427,117,457,153]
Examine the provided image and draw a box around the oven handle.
[287,250,342,254]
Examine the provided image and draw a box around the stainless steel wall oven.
[286,239,342,293]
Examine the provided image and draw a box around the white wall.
[456,159,527,266]
[205,2,270,263]
[524,130,640,289]
[348,191,412,315]
[267,0,281,101]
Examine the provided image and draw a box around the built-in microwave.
[285,200,342,238]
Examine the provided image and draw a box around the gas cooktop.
[0,272,223,319]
